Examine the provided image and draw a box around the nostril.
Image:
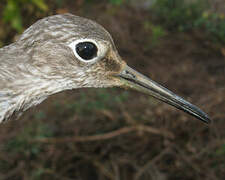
[124,70,136,79]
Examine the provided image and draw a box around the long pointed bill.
[116,65,211,123]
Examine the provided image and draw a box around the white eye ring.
[68,38,108,64]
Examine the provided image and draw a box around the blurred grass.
[52,89,130,118]
[151,0,225,45]
[5,122,53,155]
[109,0,124,6]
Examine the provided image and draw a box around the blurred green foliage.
[5,122,53,155]
[85,0,124,6]
[32,168,45,180]
[151,0,207,31]
[216,144,225,156]
[1,122,54,179]
[144,22,167,46]
[151,0,225,44]
[3,0,48,33]
[62,89,129,116]
[109,0,124,5]
[199,12,225,44]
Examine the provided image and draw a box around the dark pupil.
[76,42,97,60]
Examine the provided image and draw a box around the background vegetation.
[0,0,225,179]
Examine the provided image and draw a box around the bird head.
[13,13,210,123]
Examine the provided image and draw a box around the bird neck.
[0,43,76,122]
[0,75,74,122]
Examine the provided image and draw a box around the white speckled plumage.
[0,14,124,122]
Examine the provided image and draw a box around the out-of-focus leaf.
[3,0,18,22]
[31,0,48,11]
[2,0,49,33]
[110,0,123,5]
[3,0,23,32]
[11,15,23,33]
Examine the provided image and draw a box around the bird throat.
[0,77,74,122]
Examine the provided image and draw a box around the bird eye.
[75,42,98,60]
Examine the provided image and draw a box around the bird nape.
[0,13,210,123]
